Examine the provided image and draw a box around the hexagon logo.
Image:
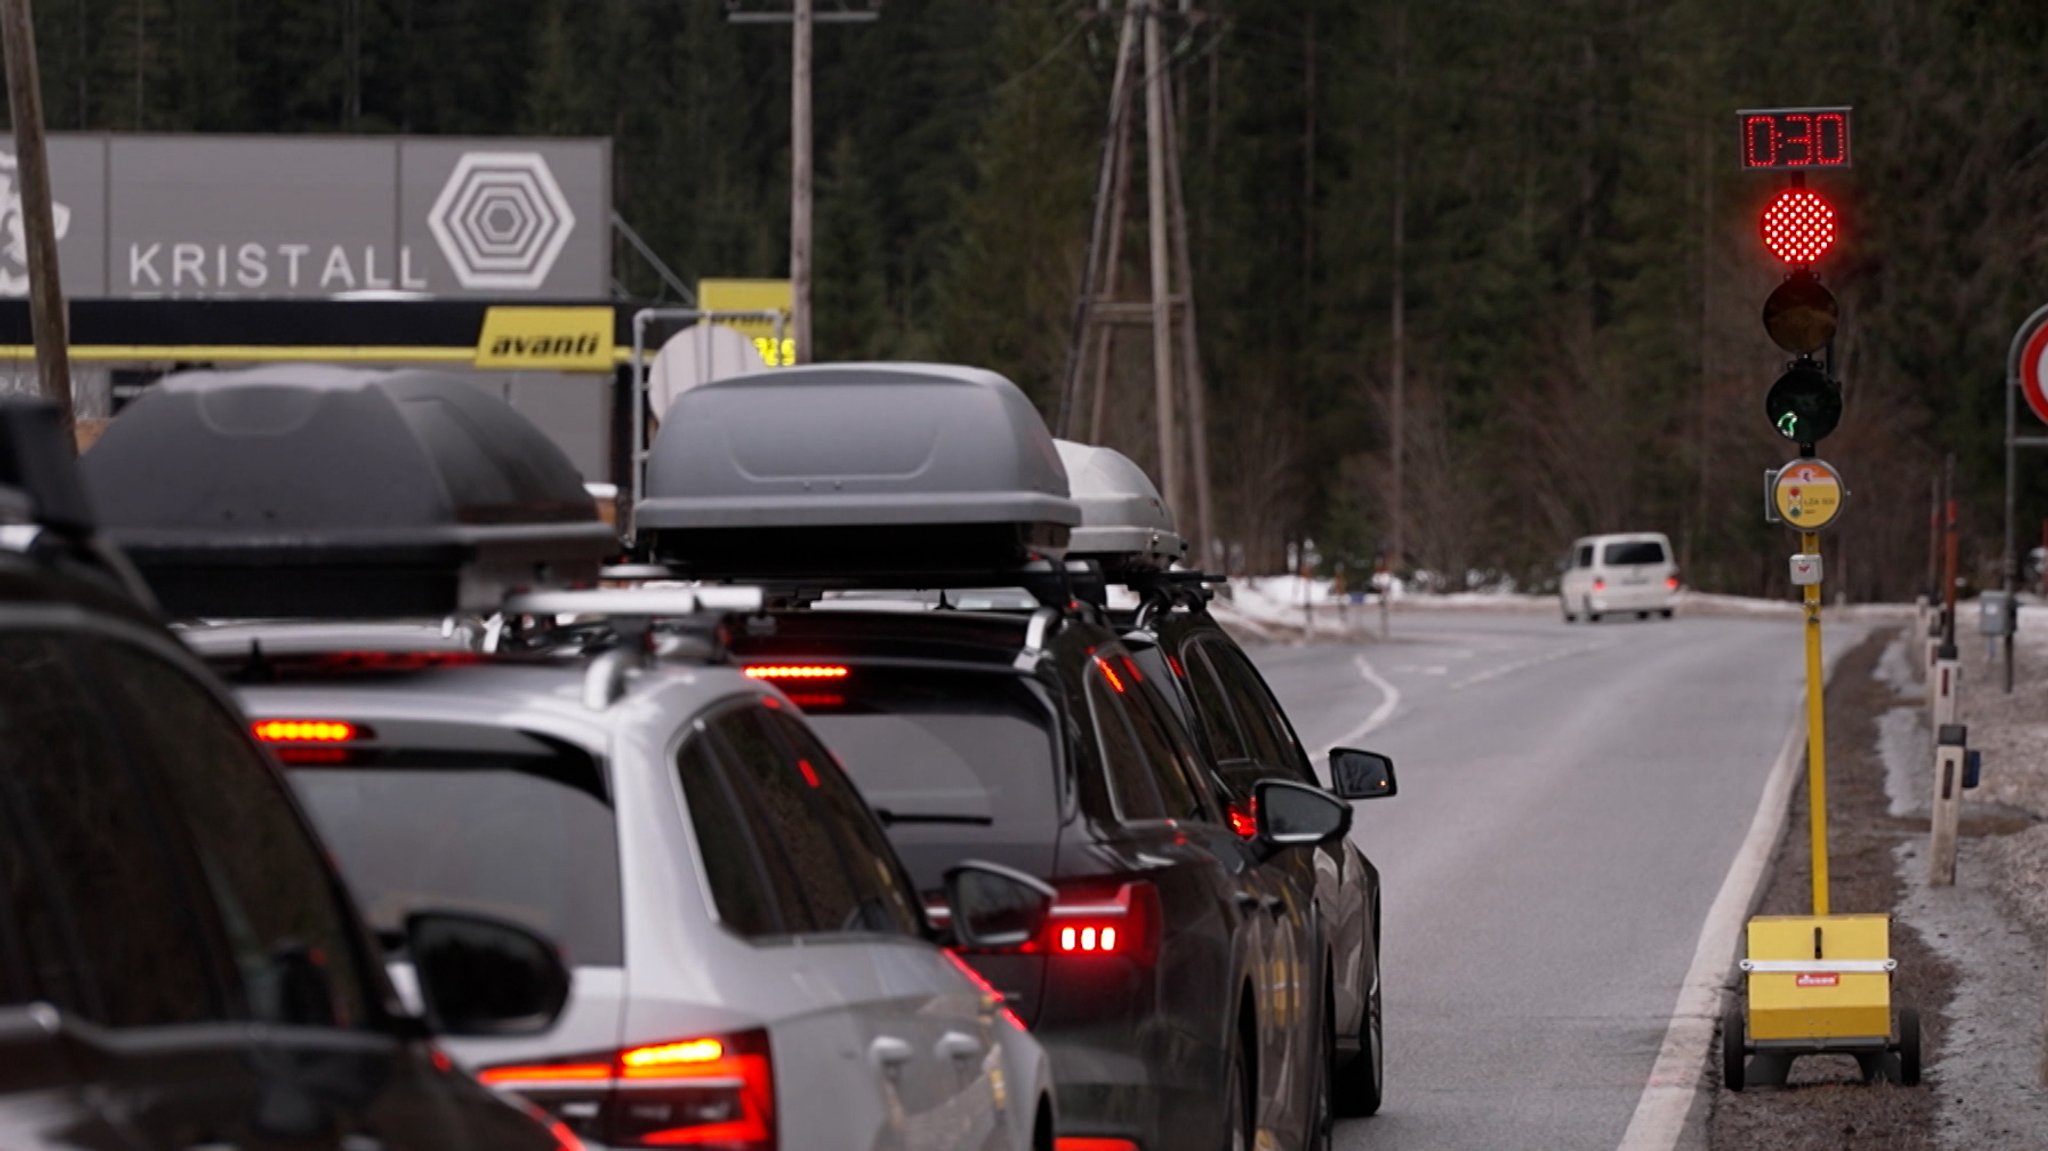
[426,152,576,291]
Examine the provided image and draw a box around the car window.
[708,705,868,934]
[769,712,922,937]
[0,633,223,1028]
[1088,673,1166,822]
[1122,677,1210,822]
[1603,539,1668,565]
[1202,640,1315,784]
[1575,544,1595,567]
[83,639,371,1029]
[791,666,1062,891]
[1179,644,1251,763]
[1087,659,1204,823]
[289,734,625,967]
[676,732,786,938]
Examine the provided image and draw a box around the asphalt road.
[1246,608,1871,1151]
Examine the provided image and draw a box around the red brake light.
[1592,578,1606,592]
[782,692,845,710]
[1666,575,1681,591]
[1057,1140,1141,1151]
[744,664,848,680]
[480,1030,774,1149]
[1049,880,1160,965]
[1227,802,1257,840]
[252,719,360,743]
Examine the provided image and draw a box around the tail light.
[479,1029,775,1149]
[1592,577,1606,592]
[743,664,848,681]
[1667,574,1681,591]
[940,878,1162,966]
[1048,880,1160,965]
[253,719,364,743]
[1226,805,1257,839]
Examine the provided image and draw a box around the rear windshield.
[1602,540,1668,566]
[792,669,1060,890]
[287,740,624,966]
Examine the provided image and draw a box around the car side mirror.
[1251,778,1352,860]
[1329,747,1398,800]
[405,911,571,1037]
[943,860,1056,950]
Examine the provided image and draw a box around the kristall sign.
[3,135,608,298]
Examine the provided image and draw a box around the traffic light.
[1758,183,1842,451]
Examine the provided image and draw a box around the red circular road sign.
[2021,317,2048,427]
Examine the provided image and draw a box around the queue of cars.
[2,357,1401,1151]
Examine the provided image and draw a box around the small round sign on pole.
[1774,458,1847,532]
[2020,318,2048,429]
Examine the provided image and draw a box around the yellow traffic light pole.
[1801,529,1829,916]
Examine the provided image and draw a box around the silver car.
[188,605,1057,1151]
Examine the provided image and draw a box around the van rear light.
[1667,574,1681,591]
[479,1029,774,1149]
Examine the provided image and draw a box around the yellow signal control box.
[1744,913,1893,1042]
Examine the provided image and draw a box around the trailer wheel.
[1722,1003,1746,1092]
[1898,1007,1921,1087]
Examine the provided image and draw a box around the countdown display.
[1739,107,1852,170]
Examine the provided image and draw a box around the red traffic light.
[1760,187,1837,266]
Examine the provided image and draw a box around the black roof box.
[80,366,615,618]
[635,362,1080,581]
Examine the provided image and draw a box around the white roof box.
[1055,439,1186,573]
[635,363,1081,581]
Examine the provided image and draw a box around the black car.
[1125,594,1394,1117]
[1051,437,1399,1122]
[635,361,1363,1151]
[0,398,581,1151]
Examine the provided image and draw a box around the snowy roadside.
[1205,575,1912,644]
[1878,602,2048,1148]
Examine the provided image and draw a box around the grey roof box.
[1054,439,1187,573]
[80,366,615,618]
[636,362,1081,580]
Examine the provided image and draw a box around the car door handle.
[869,1035,915,1071]
[935,1031,985,1062]
[1236,892,1284,916]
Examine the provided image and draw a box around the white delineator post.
[1913,595,1931,681]
[1929,723,1967,887]
[1931,640,1959,732]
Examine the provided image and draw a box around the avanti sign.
[0,135,608,299]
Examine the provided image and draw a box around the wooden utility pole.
[725,2,878,365]
[1387,1,1407,570]
[1160,55,1213,562]
[1141,5,1179,515]
[1063,2,1215,564]
[790,0,814,364]
[0,0,73,434]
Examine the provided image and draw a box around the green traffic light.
[1765,362,1841,444]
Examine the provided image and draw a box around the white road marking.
[1318,652,1403,757]
[1448,639,1618,691]
[1615,710,1811,1151]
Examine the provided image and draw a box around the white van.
[1560,532,1679,622]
